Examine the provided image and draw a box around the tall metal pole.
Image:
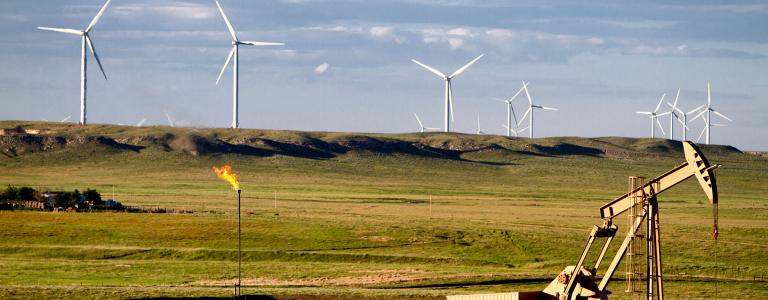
[80,35,87,125]
[682,115,687,141]
[444,79,450,132]
[706,110,711,144]
[529,107,534,138]
[651,117,655,138]
[506,103,511,137]
[232,44,239,129]
[647,197,654,300]
[669,113,674,141]
[237,189,241,297]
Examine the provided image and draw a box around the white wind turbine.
[411,54,484,133]
[636,93,670,138]
[164,111,175,128]
[667,96,704,141]
[476,113,485,135]
[413,113,440,133]
[517,81,557,138]
[664,88,690,141]
[38,0,112,126]
[215,0,284,129]
[495,81,528,137]
[690,82,732,144]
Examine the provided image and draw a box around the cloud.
[111,2,217,21]
[314,62,330,75]
[368,26,405,43]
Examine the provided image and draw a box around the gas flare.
[213,165,240,191]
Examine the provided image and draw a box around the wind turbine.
[668,98,704,141]
[38,0,112,126]
[690,82,732,144]
[164,111,175,127]
[411,54,484,133]
[413,113,440,133]
[665,88,690,141]
[476,113,485,135]
[517,81,557,138]
[495,81,528,137]
[636,93,670,138]
[215,0,284,129]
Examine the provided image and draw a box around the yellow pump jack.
[546,141,719,300]
[447,141,720,300]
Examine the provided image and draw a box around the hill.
[0,120,743,162]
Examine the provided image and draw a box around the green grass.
[1,121,767,299]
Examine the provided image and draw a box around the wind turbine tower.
[411,54,484,132]
[215,0,284,129]
[38,0,112,125]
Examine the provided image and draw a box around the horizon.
[1,1,766,150]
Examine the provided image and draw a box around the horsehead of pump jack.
[215,0,284,129]
[38,0,112,126]
[411,54,484,133]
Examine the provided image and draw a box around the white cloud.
[368,26,405,44]
[112,2,216,20]
[446,27,471,37]
[447,38,465,49]
[485,29,514,39]
[314,62,330,75]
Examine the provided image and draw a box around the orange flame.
[213,165,240,191]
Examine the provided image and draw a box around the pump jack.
[447,141,720,300]
[542,141,719,300]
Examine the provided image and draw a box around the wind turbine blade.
[449,54,484,78]
[656,118,666,136]
[654,93,666,113]
[164,111,175,127]
[136,118,147,127]
[508,81,529,102]
[687,104,706,115]
[501,123,508,129]
[413,113,424,128]
[523,81,533,105]
[85,0,112,33]
[37,27,83,36]
[711,123,727,127]
[677,116,689,129]
[61,115,72,122]
[697,127,706,143]
[690,109,707,122]
[656,111,671,117]
[215,0,238,41]
[86,36,107,80]
[636,112,652,115]
[216,46,236,85]
[411,59,446,78]
[541,106,558,111]
[511,107,518,126]
[518,126,530,132]
[672,88,680,108]
[711,109,733,122]
[518,108,532,126]
[240,41,284,46]
[707,82,711,106]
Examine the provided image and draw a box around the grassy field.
[1,121,767,299]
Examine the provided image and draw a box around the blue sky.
[1,0,766,150]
